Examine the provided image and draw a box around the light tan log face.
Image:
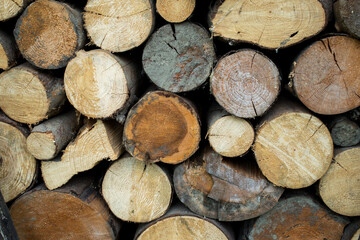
[0,0,25,21]
[156,0,195,23]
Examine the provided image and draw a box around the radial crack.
[166,42,180,55]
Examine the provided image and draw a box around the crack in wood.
[85,8,151,20]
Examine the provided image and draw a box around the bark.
[0,30,18,70]
[0,191,19,240]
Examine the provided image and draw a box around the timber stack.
[0,0,359,239]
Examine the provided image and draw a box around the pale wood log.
[9,175,121,240]
[0,190,19,240]
[142,22,215,92]
[83,0,155,52]
[209,0,332,49]
[41,119,124,190]
[253,98,333,189]
[102,154,172,223]
[207,103,254,157]
[0,63,66,124]
[289,35,360,115]
[247,194,349,240]
[319,146,360,216]
[334,0,360,39]
[156,0,195,23]
[135,203,235,240]
[210,49,281,118]
[14,0,85,69]
[123,90,201,164]
[330,117,360,147]
[0,30,18,70]
[64,49,141,118]
[0,0,32,21]
[26,110,81,160]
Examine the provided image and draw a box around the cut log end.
[334,0,360,39]
[124,91,200,164]
[211,49,280,118]
[330,117,360,147]
[156,0,195,23]
[26,132,56,160]
[0,0,27,21]
[84,0,154,52]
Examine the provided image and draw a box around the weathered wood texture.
[0,30,18,70]
[0,63,66,124]
[319,146,360,216]
[173,146,284,221]
[9,175,121,240]
[0,191,19,240]
[14,0,85,69]
[207,103,254,157]
[211,49,280,118]
[41,119,124,190]
[156,0,195,23]
[289,35,360,115]
[102,154,172,223]
[135,203,235,240]
[330,117,360,147]
[65,49,141,118]
[142,22,215,92]
[334,0,360,39]
[84,0,155,52]
[0,0,32,21]
[341,219,360,240]
[253,98,333,189]
[124,91,201,164]
[0,112,37,202]
[209,0,332,49]
[26,110,81,160]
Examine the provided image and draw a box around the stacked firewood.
[0,0,359,239]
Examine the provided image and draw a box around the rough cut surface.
[142,22,215,92]
[334,0,360,39]
[290,35,360,115]
[209,0,331,49]
[0,0,31,21]
[156,0,195,23]
[330,117,360,147]
[84,0,154,52]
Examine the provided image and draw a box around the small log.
[9,175,121,240]
[334,0,360,39]
[247,194,349,240]
[41,119,124,190]
[156,0,195,23]
[102,154,172,223]
[0,30,18,70]
[123,90,201,164]
[289,35,360,115]
[0,112,37,202]
[0,63,66,124]
[173,146,284,221]
[210,49,281,118]
[14,0,85,69]
[83,0,155,52]
[0,189,19,240]
[142,22,215,92]
[330,117,360,147]
[253,98,333,189]
[134,203,235,240]
[0,0,32,21]
[64,49,141,118]
[207,103,254,157]
[26,110,81,160]
[341,219,360,240]
[319,146,360,216]
[209,0,332,49]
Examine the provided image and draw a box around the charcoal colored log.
[334,0,360,39]
[330,117,360,147]
[0,30,18,70]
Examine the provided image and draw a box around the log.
[83,0,155,52]
[102,154,172,223]
[289,35,360,115]
[134,203,235,240]
[0,63,66,124]
[253,98,333,189]
[330,117,360,147]
[41,119,124,190]
[341,219,360,240]
[26,110,81,160]
[334,0,360,39]
[210,49,281,118]
[0,30,18,70]
[9,175,121,240]
[0,189,19,240]
[173,146,284,221]
[207,103,254,157]
[123,90,201,164]
[142,22,215,92]
[0,0,32,21]
[64,49,141,118]
[208,0,332,49]
[247,194,349,240]
[14,0,85,69]
[156,0,195,23]
[0,112,37,202]
[319,146,360,216]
